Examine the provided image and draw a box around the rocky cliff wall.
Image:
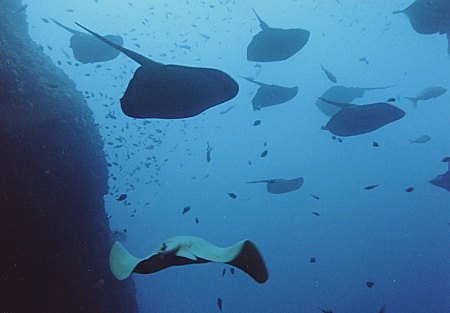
[0,1,139,312]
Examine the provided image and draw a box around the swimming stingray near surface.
[51,19,123,64]
[394,0,450,54]
[429,157,450,192]
[246,177,304,194]
[319,98,405,136]
[316,85,394,117]
[109,236,268,283]
[242,77,298,111]
[247,9,310,62]
[75,23,239,119]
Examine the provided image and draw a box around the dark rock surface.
[0,1,139,312]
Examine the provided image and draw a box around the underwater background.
[2,0,449,312]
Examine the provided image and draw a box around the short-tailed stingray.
[242,77,298,111]
[247,9,310,62]
[75,23,239,119]
[246,177,304,194]
[429,157,450,192]
[109,236,268,283]
[51,19,123,64]
[316,85,394,117]
[394,0,450,53]
[320,98,405,136]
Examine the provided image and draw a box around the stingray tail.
[251,9,269,30]
[226,240,268,284]
[246,180,269,184]
[364,85,395,91]
[75,22,153,66]
[405,96,418,107]
[51,18,80,35]
[109,241,142,280]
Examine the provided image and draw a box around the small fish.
[260,150,268,157]
[310,194,320,200]
[359,57,369,64]
[364,184,379,190]
[405,187,414,192]
[227,192,237,199]
[253,120,261,126]
[219,105,235,114]
[230,268,235,274]
[373,141,379,147]
[366,281,374,288]
[195,217,199,224]
[181,206,190,214]
[217,298,223,311]
[199,32,210,40]
[311,211,320,216]
[206,142,212,163]
[117,194,127,201]
[387,97,396,102]
[221,269,226,278]
[321,309,333,313]
[409,135,431,144]
[310,257,316,263]
[41,17,49,23]
[320,64,337,83]
[405,86,447,107]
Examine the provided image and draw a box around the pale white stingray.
[110,236,268,283]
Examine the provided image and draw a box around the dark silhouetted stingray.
[109,236,268,283]
[247,9,310,62]
[320,98,405,136]
[429,157,450,192]
[316,85,394,117]
[51,19,123,63]
[75,23,239,119]
[394,0,450,53]
[246,177,304,194]
[242,77,298,111]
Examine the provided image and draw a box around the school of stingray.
[37,1,449,312]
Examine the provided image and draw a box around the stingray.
[242,77,298,111]
[316,85,394,117]
[109,236,268,283]
[246,177,304,194]
[429,157,450,192]
[320,98,405,136]
[51,19,123,64]
[394,0,450,53]
[247,9,310,62]
[75,23,239,119]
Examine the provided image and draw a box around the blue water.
[24,0,449,312]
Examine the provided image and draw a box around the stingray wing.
[394,1,442,35]
[429,171,450,192]
[323,103,405,136]
[109,237,268,283]
[252,85,298,110]
[109,241,146,280]
[70,34,123,64]
[247,27,310,62]
[188,237,268,283]
[121,64,239,119]
[267,177,304,194]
